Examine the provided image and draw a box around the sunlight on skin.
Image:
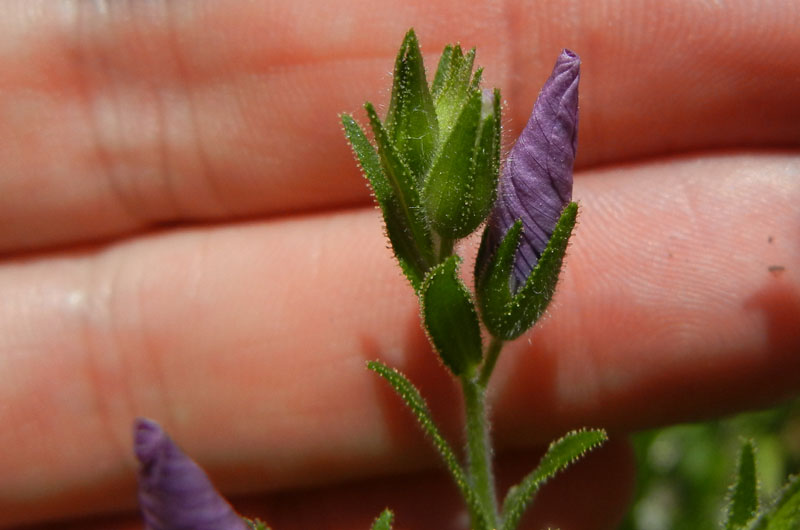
[0,0,798,528]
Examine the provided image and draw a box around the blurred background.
[620,397,800,530]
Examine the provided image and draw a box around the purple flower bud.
[485,50,580,292]
[134,418,249,530]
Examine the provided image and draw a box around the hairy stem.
[479,336,505,387]
[436,235,455,264]
[462,377,499,528]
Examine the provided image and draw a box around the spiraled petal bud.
[134,418,250,530]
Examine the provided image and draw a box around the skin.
[1,0,799,528]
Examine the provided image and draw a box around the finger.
[1,0,799,251]
[17,441,635,530]
[0,152,797,525]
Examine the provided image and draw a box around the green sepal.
[469,66,484,91]
[367,360,490,530]
[726,440,758,529]
[477,202,578,340]
[434,46,478,140]
[420,256,483,376]
[384,29,439,176]
[423,89,483,239]
[475,219,522,333]
[500,428,607,530]
[431,45,455,99]
[366,103,436,275]
[341,113,428,288]
[370,509,394,530]
[749,475,800,530]
[467,88,501,233]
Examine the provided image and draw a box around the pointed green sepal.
[467,88,501,232]
[469,67,484,91]
[477,202,578,340]
[370,509,394,530]
[500,428,607,530]
[420,256,483,376]
[384,29,439,176]
[431,45,455,99]
[726,440,759,530]
[435,46,478,139]
[366,360,490,530]
[475,219,522,333]
[423,89,484,239]
[341,113,427,288]
[365,103,435,273]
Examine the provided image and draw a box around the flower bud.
[475,50,580,340]
[134,418,250,530]
[482,49,579,292]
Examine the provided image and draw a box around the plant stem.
[478,336,504,387]
[436,236,454,264]
[462,376,499,528]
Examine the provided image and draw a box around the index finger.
[0,0,798,252]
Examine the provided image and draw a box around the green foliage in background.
[620,398,800,530]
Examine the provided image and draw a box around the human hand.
[1,1,798,528]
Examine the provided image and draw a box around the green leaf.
[341,113,427,287]
[367,360,490,530]
[421,256,483,376]
[726,440,759,529]
[477,203,578,340]
[384,29,439,176]
[749,475,800,530]
[423,89,483,239]
[370,509,394,530]
[500,429,607,530]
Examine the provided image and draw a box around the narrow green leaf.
[370,509,394,530]
[726,440,759,529]
[342,113,426,287]
[367,360,490,530]
[365,102,419,211]
[341,113,391,200]
[749,475,800,530]
[384,29,439,176]
[431,44,455,99]
[365,103,434,270]
[421,256,483,376]
[423,89,483,238]
[500,429,607,530]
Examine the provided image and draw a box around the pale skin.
[1,1,799,529]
